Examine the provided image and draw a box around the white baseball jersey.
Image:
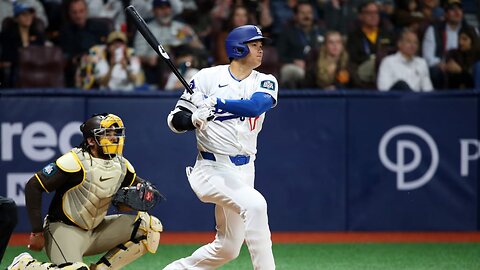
[175,65,278,156]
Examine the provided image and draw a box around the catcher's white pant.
[163,155,275,270]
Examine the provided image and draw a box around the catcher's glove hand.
[112,182,164,212]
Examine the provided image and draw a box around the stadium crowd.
[0,0,479,91]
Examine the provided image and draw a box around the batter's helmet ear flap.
[225,25,269,59]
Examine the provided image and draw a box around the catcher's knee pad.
[94,212,162,270]
[137,212,163,253]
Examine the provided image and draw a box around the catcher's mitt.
[112,182,164,211]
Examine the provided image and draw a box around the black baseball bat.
[125,5,194,94]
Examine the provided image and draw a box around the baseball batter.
[165,25,278,269]
[8,114,163,270]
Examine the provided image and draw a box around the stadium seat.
[17,46,64,88]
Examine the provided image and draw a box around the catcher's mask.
[80,113,125,156]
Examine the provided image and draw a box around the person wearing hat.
[133,0,205,88]
[0,0,48,29]
[421,0,477,89]
[93,31,144,91]
[0,2,45,87]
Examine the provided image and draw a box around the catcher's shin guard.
[95,213,163,270]
[94,240,147,270]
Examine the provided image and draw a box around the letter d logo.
[379,125,439,190]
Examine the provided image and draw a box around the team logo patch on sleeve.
[260,80,275,91]
[42,163,58,177]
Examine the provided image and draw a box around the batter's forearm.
[171,109,196,131]
[25,177,44,232]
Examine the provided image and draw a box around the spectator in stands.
[419,0,443,24]
[277,1,325,88]
[86,0,126,31]
[130,0,184,20]
[346,1,395,89]
[304,30,350,89]
[164,45,199,90]
[422,0,476,89]
[214,5,252,64]
[322,0,357,36]
[377,29,433,91]
[94,31,144,91]
[134,0,205,88]
[416,0,443,43]
[445,27,480,89]
[0,2,46,88]
[270,0,297,38]
[0,0,48,29]
[60,0,110,87]
[392,0,426,32]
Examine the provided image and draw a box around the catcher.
[8,113,163,270]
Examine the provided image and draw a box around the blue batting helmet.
[225,25,268,59]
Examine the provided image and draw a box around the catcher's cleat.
[7,252,34,270]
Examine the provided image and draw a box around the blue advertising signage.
[0,91,478,232]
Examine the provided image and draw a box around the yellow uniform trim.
[125,158,136,186]
[34,174,50,193]
[125,158,135,173]
[62,150,87,230]
[129,173,137,187]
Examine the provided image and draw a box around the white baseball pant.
[163,154,275,270]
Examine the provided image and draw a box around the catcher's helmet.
[80,113,125,155]
[225,25,268,59]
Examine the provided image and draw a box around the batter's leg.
[163,205,244,270]
[164,162,275,270]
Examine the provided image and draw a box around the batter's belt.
[199,151,251,166]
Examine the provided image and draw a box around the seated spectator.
[422,0,476,89]
[445,27,480,89]
[130,0,184,20]
[60,0,111,87]
[419,0,443,24]
[0,2,46,88]
[86,0,125,31]
[304,30,350,89]
[346,1,395,89]
[164,45,199,91]
[75,44,104,89]
[392,0,426,32]
[377,29,433,91]
[134,0,206,88]
[322,0,357,36]
[0,0,48,29]
[214,5,252,65]
[277,1,325,89]
[93,31,144,91]
[270,0,297,39]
